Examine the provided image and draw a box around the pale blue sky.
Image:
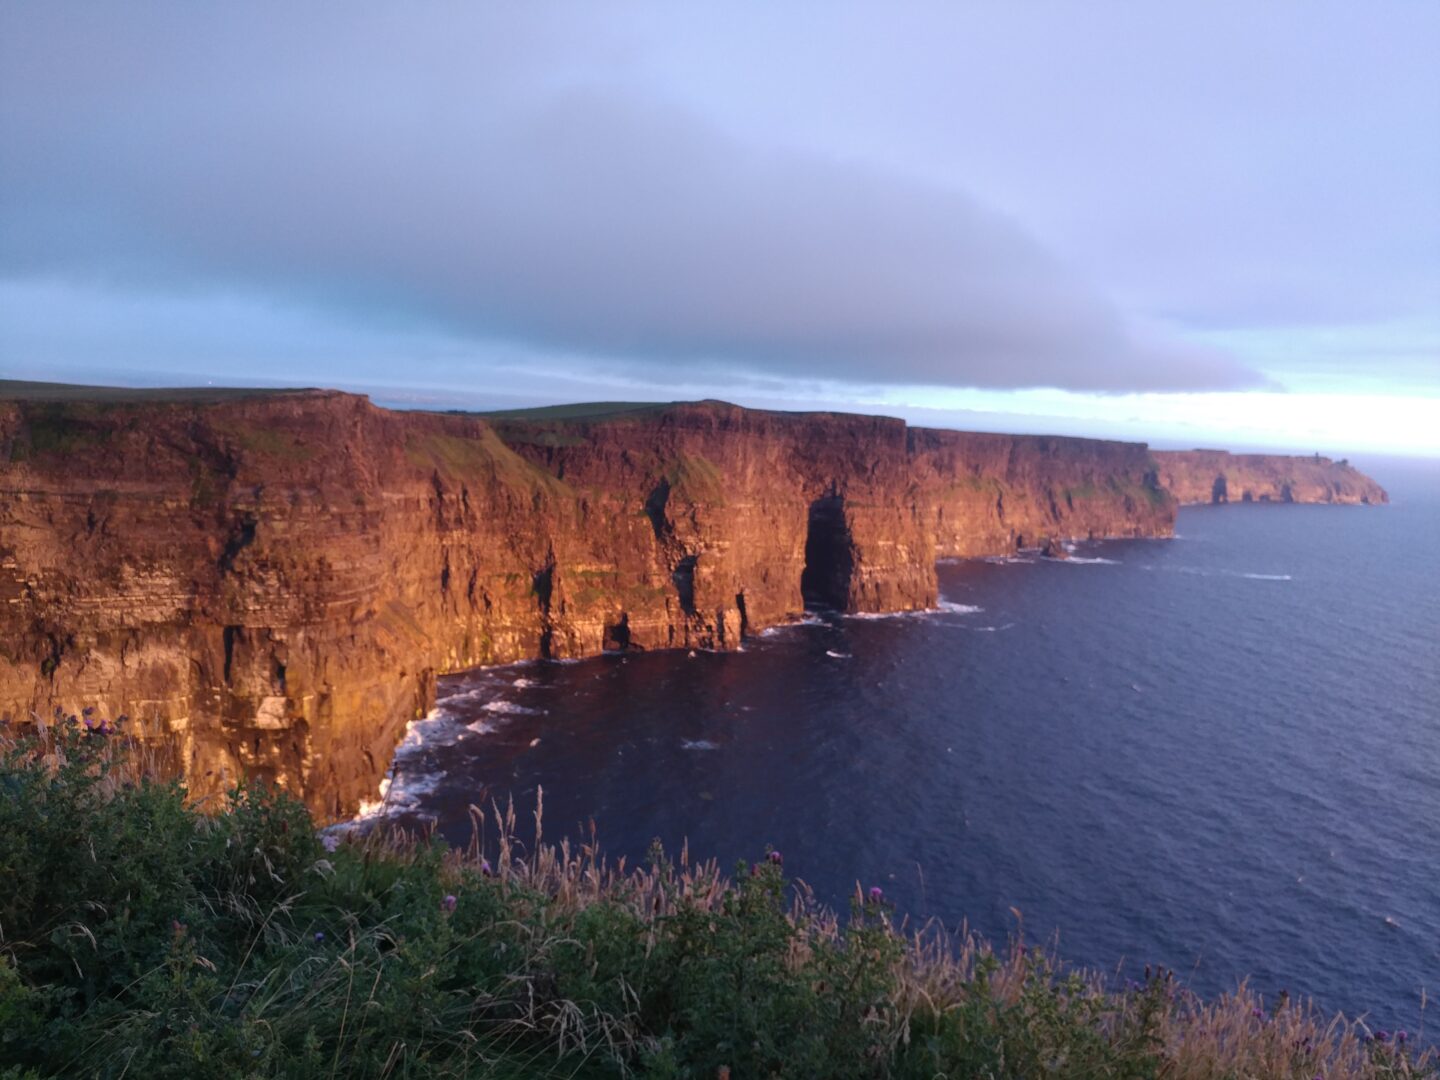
[1,3,1436,453]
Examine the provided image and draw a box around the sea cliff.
[1155,449,1388,506]
[0,385,1381,819]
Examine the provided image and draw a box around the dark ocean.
[366,456,1440,1031]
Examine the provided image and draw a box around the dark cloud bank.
[0,7,1264,393]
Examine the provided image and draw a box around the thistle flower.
[314,931,325,943]
[480,858,493,877]
[442,894,457,913]
[767,851,782,866]
[868,886,884,903]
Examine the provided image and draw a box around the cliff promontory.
[1154,450,1388,506]
[0,384,1381,819]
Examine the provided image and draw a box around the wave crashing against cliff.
[0,385,1382,819]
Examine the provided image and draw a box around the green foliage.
[12,403,114,461]
[663,452,727,506]
[0,732,1434,1079]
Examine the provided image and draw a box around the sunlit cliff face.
[0,392,1197,819]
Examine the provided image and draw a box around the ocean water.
[370,458,1440,1031]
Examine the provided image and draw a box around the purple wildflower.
[480,858,492,877]
[1398,1031,1408,1044]
[314,931,325,943]
[442,894,458,913]
[1252,1008,1264,1020]
[767,851,782,866]
[1376,1030,1390,1042]
[83,715,95,730]
[868,886,884,904]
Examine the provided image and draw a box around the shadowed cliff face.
[0,389,1372,820]
[1154,450,1388,506]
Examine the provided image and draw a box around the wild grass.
[0,716,1432,1079]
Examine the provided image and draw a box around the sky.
[1,3,1437,455]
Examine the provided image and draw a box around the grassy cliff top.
[0,379,316,404]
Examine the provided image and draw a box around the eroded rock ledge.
[0,386,1381,819]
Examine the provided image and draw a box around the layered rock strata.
[1155,450,1388,506]
[0,387,1379,819]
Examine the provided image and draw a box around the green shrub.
[0,723,1434,1079]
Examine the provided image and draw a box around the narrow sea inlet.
[369,461,1440,1034]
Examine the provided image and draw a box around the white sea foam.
[350,766,444,822]
[845,606,944,622]
[512,676,539,688]
[466,719,498,735]
[681,738,719,750]
[480,699,546,716]
[963,623,1015,633]
[825,649,852,659]
[1158,565,1291,581]
[757,615,827,637]
[936,600,983,614]
[1057,556,1121,565]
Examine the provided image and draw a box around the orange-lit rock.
[0,388,1383,820]
[1154,450,1388,506]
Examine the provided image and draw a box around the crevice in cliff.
[533,560,556,660]
[430,471,447,528]
[672,555,698,616]
[1211,475,1229,504]
[223,625,239,685]
[644,479,673,542]
[735,592,749,637]
[39,634,63,681]
[218,515,257,574]
[801,493,854,612]
[604,612,632,651]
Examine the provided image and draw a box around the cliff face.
[0,388,1371,821]
[1154,450,1388,506]
[908,429,1174,557]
